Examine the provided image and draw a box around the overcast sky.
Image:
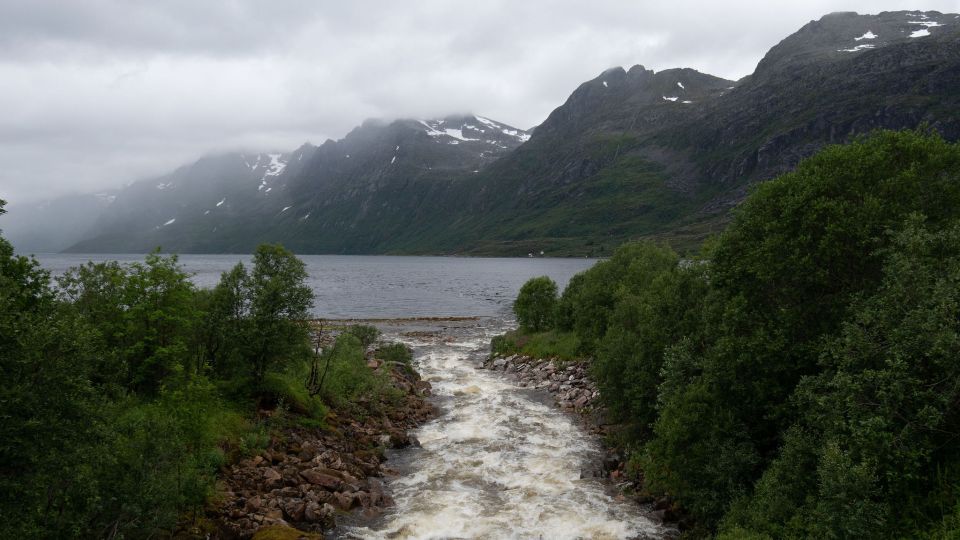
[1,0,958,204]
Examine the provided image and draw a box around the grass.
[260,363,329,421]
[491,329,582,361]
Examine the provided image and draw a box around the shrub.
[347,324,381,348]
[513,276,558,332]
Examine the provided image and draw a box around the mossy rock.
[252,524,325,540]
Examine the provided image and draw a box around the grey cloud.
[1,0,957,204]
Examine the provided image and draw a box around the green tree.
[513,276,558,332]
[724,219,960,538]
[647,129,960,527]
[199,262,251,378]
[0,200,107,537]
[245,244,313,385]
[58,252,200,394]
[591,242,708,438]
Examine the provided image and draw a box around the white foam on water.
[345,324,665,540]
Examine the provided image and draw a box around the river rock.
[300,469,342,490]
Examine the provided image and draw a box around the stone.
[281,500,306,522]
[263,467,283,489]
[333,491,356,510]
[303,501,323,522]
[388,430,411,448]
[299,469,342,490]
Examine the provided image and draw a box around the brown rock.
[388,430,411,449]
[281,500,306,522]
[244,496,262,512]
[263,467,283,489]
[300,468,342,490]
[303,501,323,522]
[333,491,356,510]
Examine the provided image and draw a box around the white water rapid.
[343,319,669,540]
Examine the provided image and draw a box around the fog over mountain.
[1,0,957,206]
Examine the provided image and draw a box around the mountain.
[67,144,315,252]
[421,9,960,255]
[66,115,529,253]
[60,10,960,255]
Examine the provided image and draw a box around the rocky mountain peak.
[755,10,959,78]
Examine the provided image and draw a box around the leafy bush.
[377,342,412,365]
[346,324,381,348]
[513,276,558,332]
[260,364,328,420]
[320,334,394,409]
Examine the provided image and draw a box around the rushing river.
[36,254,668,539]
[341,318,668,540]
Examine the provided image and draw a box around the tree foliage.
[513,276,558,332]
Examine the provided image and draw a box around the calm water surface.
[35,254,596,318]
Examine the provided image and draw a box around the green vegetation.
[513,276,558,332]
[500,130,960,537]
[346,324,381,348]
[491,329,581,361]
[0,216,396,537]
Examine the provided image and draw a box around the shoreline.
[204,334,438,539]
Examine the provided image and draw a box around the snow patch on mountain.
[475,116,531,142]
[839,44,876,52]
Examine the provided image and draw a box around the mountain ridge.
[4,10,955,256]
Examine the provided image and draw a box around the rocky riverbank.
[210,350,436,539]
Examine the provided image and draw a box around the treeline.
[505,130,960,538]
[0,227,397,537]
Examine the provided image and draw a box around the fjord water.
[35,254,595,318]
[38,254,666,538]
